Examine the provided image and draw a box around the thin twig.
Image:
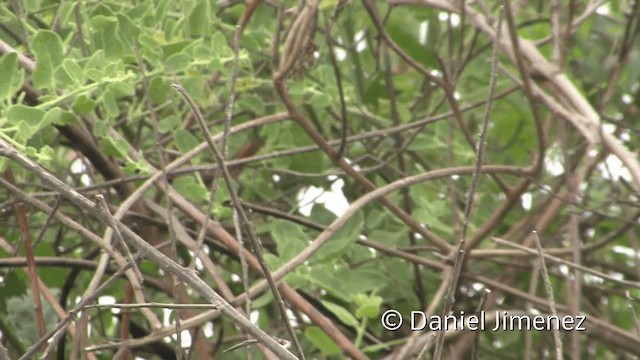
[95,194,144,284]
[491,237,640,289]
[0,138,297,360]
[532,231,564,359]
[171,84,305,360]
[431,7,503,360]
[470,289,491,360]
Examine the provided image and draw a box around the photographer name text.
[380,310,586,332]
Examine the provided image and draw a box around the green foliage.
[0,0,638,359]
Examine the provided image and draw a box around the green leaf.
[84,52,106,82]
[89,15,125,60]
[303,265,354,301]
[84,70,103,89]
[309,92,331,109]
[188,1,211,36]
[271,221,308,262]
[101,89,119,118]
[72,95,97,115]
[158,115,180,134]
[0,53,24,102]
[305,326,341,356]
[108,82,136,97]
[59,111,77,125]
[30,30,64,89]
[385,9,436,69]
[321,301,359,328]
[94,120,108,138]
[8,105,46,143]
[54,65,74,89]
[111,138,131,159]
[211,32,230,55]
[175,129,200,153]
[42,108,62,127]
[238,95,265,115]
[149,76,171,104]
[309,203,336,225]
[166,52,191,72]
[138,33,163,68]
[62,59,84,85]
[353,294,383,319]
[173,176,208,202]
[314,210,364,262]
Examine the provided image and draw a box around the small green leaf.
[54,66,74,88]
[30,30,64,89]
[42,108,62,127]
[353,294,383,319]
[158,115,180,133]
[138,33,163,67]
[85,69,105,82]
[166,52,190,72]
[238,95,265,115]
[305,326,341,356]
[101,89,119,118]
[62,59,84,84]
[210,32,228,53]
[112,138,130,158]
[149,77,171,104]
[309,92,331,108]
[173,176,208,202]
[16,122,36,143]
[8,105,45,128]
[94,120,108,138]
[175,128,199,153]
[73,95,97,115]
[108,82,135,97]
[321,301,359,328]
[271,221,308,262]
[314,210,364,262]
[188,1,211,36]
[85,49,105,71]
[0,53,24,101]
[181,76,205,100]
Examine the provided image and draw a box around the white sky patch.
[438,12,460,26]
[335,47,346,61]
[99,296,119,314]
[621,131,630,142]
[521,192,532,211]
[188,250,205,271]
[600,155,632,181]
[622,93,633,104]
[545,145,564,176]
[602,123,616,134]
[419,21,429,45]
[297,178,350,216]
[613,245,637,258]
[355,30,367,52]
[203,322,214,337]
[250,310,260,324]
[71,158,92,186]
[596,3,610,15]
[177,330,191,348]
[559,264,569,276]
